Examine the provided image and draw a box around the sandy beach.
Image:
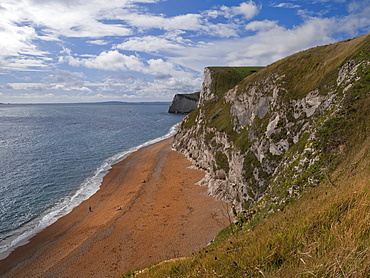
[0,137,229,278]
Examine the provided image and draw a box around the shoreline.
[0,123,179,262]
[0,137,229,277]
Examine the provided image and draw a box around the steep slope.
[129,32,370,278]
[173,33,370,214]
[131,142,370,277]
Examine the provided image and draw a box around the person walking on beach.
[89,206,92,212]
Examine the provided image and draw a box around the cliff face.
[168,93,199,114]
[173,34,370,212]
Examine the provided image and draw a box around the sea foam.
[0,123,179,260]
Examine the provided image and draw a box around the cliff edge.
[173,33,370,213]
[129,33,370,278]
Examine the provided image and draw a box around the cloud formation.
[220,1,260,20]
[0,0,369,103]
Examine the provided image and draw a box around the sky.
[0,0,369,103]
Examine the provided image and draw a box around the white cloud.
[101,75,202,99]
[1,56,51,72]
[20,92,55,99]
[9,83,48,90]
[220,1,260,20]
[0,0,255,72]
[62,23,132,38]
[44,69,86,87]
[118,2,257,37]
[115,36,184,53]
[31,73,202,102]
[0,0,261,65]
[1,0,133,38]
[167,16,338,70]
[60,49,197,82]
[0,0,134,71]
[140,76,202,96]
[1,0,370,104]
[234,17,336,64]
[273,3,301,9]
[203,23,240,38]
[122,12,204,32]
[145,58,176,77]
[62,50,144,72]
[0,19,42,58]
[340,2,370,35]
[87,40,110,46]
[245,20,279,32]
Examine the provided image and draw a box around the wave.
[0,123,179,260]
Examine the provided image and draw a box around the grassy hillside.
[123,34,370,277]
[245,34,370,99]
[206,66,264,97]
[128,87,370,276]
[193,34,370,136]
[128,159,370,277]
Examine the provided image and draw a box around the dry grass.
[128,150,370,277]
[122,34,370,277]
[239,33,370,99]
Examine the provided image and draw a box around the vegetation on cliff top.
[181,66,263,130]
[127,75,370,276]
[206,66,264,98]
[124,34,370,277]
[176,92,200,101]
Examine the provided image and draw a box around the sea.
[0,102,184,260]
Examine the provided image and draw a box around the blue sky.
[0,0,369,103]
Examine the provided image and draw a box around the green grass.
[214,151,230,173]
[176,92,200,101]
[123,33,370,277]
[132,91,370,278]
[235,33,370,99]
[181,66,263,132]
[129,157,370,277]
[207,66,264,98]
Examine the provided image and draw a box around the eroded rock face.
[173,36,370,212]
[168,93,199,114]
[199,67,216,106]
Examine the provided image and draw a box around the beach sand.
[0,138,230,278]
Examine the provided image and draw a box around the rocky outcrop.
[168,93,199,114]
[173,34,370,213]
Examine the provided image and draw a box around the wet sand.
[0,138,229,278]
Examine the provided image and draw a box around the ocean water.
[0,103,183,259]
